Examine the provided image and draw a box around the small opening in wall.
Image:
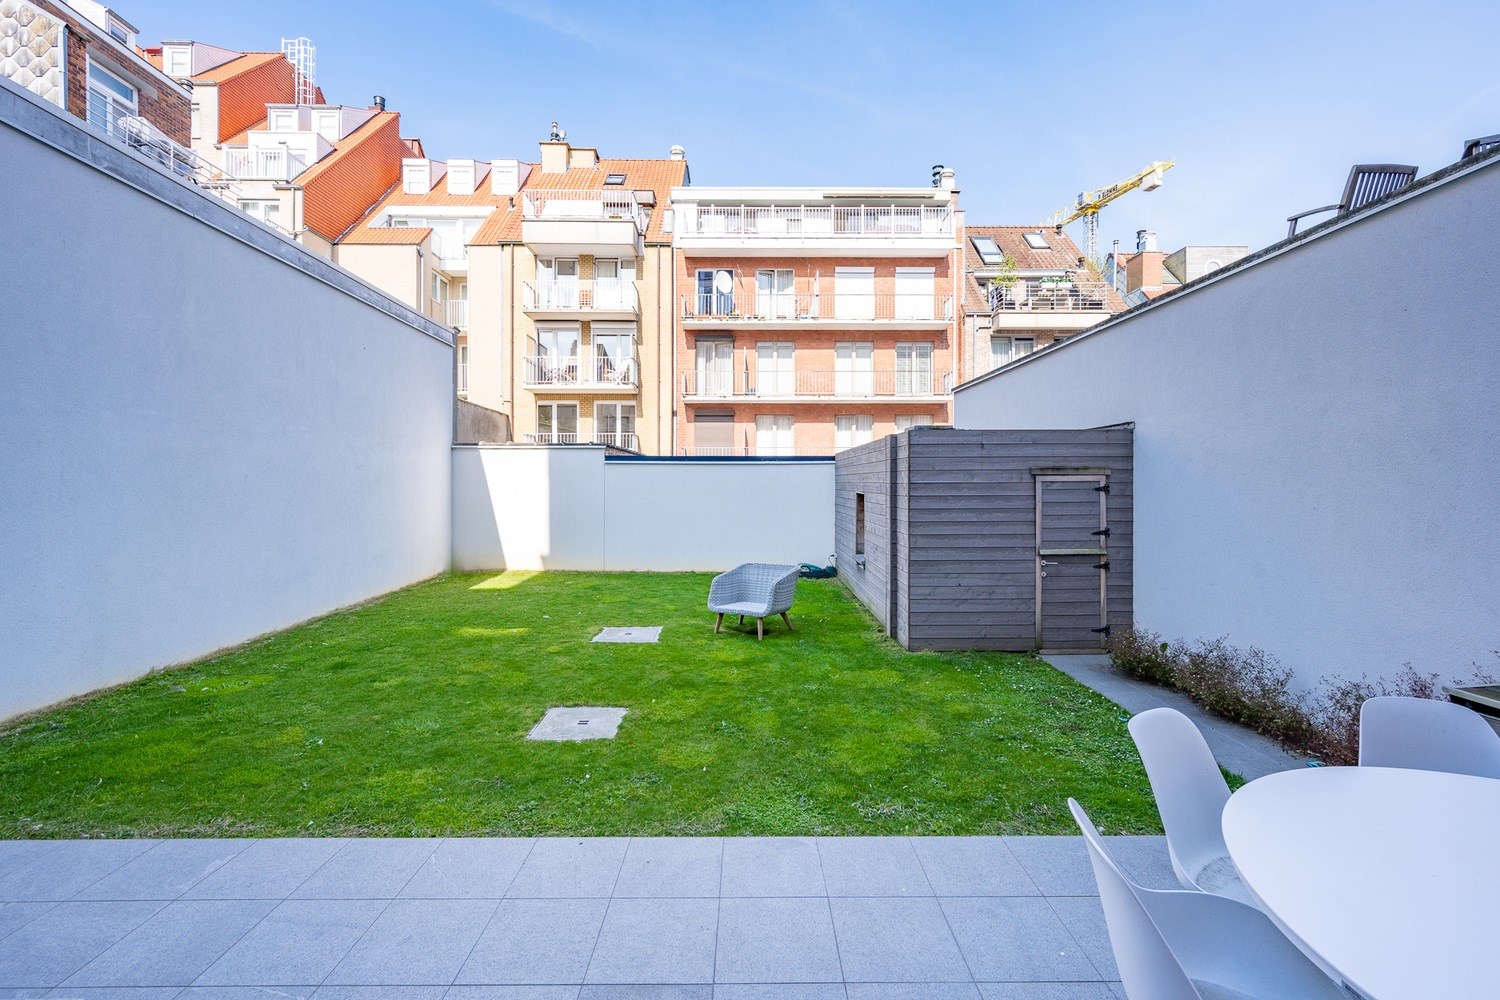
[855,493,867,559]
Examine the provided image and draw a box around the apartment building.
[141,39,404,257]
[2,0,189,142]
[339,137,688,453]
[1105,230,1250,306]
[960,225,1125,383]
[671,175,964,456]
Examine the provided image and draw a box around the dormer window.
[604,173,627,186]
[402,159,431,195]
[313,110,340,141]
[447,159,476,196]
[164,45,190,77]
[268,109,295,132]
[1023,231,1051,250]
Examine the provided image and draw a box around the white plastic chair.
[1358,696,1500,778]
[1069,799,1347,1000]
[1128,708,1252,903]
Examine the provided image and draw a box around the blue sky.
[131,0,1497,253]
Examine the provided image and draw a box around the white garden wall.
[452,447,835,572]
[0,83,455,719]
[952,152,1500,691]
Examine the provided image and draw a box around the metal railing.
[458,359,468,394]
[594,432,640,451]
[682,369,952,398]
[89,109,243,203]
[222,146,310,181]
[447,300,469,329]
[682,288,954,323]
[688,204,954,238]
[679,446,750,457]
[524,432,580,444]
[522,355,639,388]
[989,279,1112,312]
[520,190,649,233]
[523,279,640,313]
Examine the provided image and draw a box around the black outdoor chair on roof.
[1462,133,1500,159]
[1285,163,1418,238]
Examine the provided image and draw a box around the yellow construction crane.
[1040,160,1175,267]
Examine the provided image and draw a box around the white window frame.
[755,341,795,397]
[991,335,1036,369]
[458,344,469,395]
[894,414,933,432]
[537,401,579,443]
[895,342,934,395]
[755,268,795,319]
[835,341,874,396]
[594,401,637,448]
[894,267,935,320]
[240,199,282,228]
[755,414,795,457]
[834,266,875,321]
[85,60,137,135]
[268,109,296,132]
[835,415,874,452]
[164,46,191,77]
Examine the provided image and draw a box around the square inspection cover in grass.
[527,706,629,741]
[591,626,662,643]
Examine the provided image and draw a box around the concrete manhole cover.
[527,706,628,741]
[591,626,662,643]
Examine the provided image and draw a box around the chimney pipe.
[372,95,386,111]
[1136,229,1157,252]
[669,144,685,160]
[939,166,956,191]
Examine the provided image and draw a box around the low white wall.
[952,153,1500,691]
[0,83,454,718]
[452,447,835,572]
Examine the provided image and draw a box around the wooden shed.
[834,425,1133,652]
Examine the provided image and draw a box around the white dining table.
[1222,765,1500,1000]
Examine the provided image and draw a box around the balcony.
[989,279,1116,331]
[523,279,640,320]
[679,446,751,457]
[522,432,640,450]
[447,300,469,330]
[675,203,955,257]
[681,369,953,402]
[522,356,640,394]
[681,288,954,329]
[222,147,309,182]
[520,190,648,257]
[523,432,580,444]
[431,233,469,276]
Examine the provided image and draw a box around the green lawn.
[0,572,1160,838]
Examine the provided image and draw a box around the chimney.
[1136,229,1157,252]
[491,158,524,196]
[939,166,956,191]
[540,140,569,173]
[372,95,386,111]
[567,145,599,169]
[669,144,685,160]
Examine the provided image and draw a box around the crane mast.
[1040,160,1175,266]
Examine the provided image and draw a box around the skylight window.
[972,236,1004,265]
[1023,231,1051,250]
[604,173,627,186]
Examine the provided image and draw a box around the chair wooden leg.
[757,617,764,640]
[739,615,745,627]
[715,613,723,633]
[780,611,792,631]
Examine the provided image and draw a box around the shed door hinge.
[1094,483,1110,493]
[1091,625,1113,636]
[1091,527,1111,537]
[1098,561,1111,572]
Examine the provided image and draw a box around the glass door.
[695,339,733,396]
[593,330,635,384]
[756,269,795,319]
[835,342,874,396]
[895,342,933,395]
[755,415,794,456]
[755,341,795,396]
[595,402,637,450]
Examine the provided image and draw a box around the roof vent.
[931,164,944,187]
[1136,229,1157,252]
[372,95,385,111]
[669,144,685,160]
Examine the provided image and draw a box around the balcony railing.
[89,110,243,203]
[679,446,751,457]
[458,359,468,394]
[520,191,649,234]
[222,146,310,181]
[524,279,640,313]
[523,356,639,389]
[682,369,952,399]
[990,279,1112,312]
[682,288,954,324]
[447,300,469,329]
[594,432,640,451]
[687,204,954,238]
[524,432,580,444]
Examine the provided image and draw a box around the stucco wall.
[452,447,835,572]
[952,154,1500,690]
[0,83,454,719]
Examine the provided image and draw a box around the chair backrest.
[1128,708,1231,888]
[1463,133,1500,159]
[1339,164,1418,212]
[1358,696,1500,778]
[1069,799,1203,1000]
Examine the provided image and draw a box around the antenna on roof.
[281,37,316,107]
[549,121,566,142]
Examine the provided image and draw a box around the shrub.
[1105,626,1491,766]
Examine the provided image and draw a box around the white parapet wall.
[452,446,836,572]
[952,150,1500,692]
[0,82,455,719]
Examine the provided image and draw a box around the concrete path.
[0,834,1188,997]
[1043,654,1307,780]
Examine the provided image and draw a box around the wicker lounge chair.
[708,563,799,640]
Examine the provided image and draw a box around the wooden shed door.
[1035,475,1109,650]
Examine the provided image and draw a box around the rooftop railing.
[222,146,310,182]
[89,109,242,203]
[686,204,954,238]
[682,287,954,324]
[520,191,649,233]
[989,278,1113,312]
[682,369,952,398]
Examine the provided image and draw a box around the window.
[240,200,281,228]
[972,236,1004,265]
[694,338,733,396]
[431,273,448,306]
[895,342,934,395]
[402,159,430,195]
[854,493,867,556]
[593,326,635,382]
[593,258,636,310]
[537,326,580,361]
[894,414,933,432]
[894,267,935,319]
[990,336,1036,369]
[835,415,874,452]
[604,173,627,185]
[755,415,795,456]
[834,267,875,321]
[693,412,735,455]
[1023,231,1051,250]
[447,159,476,195]
[85,62,137,135]
[755,342,795,396]
[595,402,637,448]
[313,110,340,142]
[696,268,734,316]
[268,109,296,132]
[834,342,874,396]
[755,269,795,319]
[536,257,579,309]
[190,103,202,140]
[164,46,190,77]
[537,402,579,443]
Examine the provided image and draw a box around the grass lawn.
[0,572,1160,838]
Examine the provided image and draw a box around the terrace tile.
[713,898,841,984]
[827,897,969,983]
[911,838,1039,897]
[719,839,824,897]
[291,839,441,899]
[182,840,345,900]
[62,900,276,987]
[584,898,717,985]
[614,839,721,898]
[323,899,497,985]
[0,843,160,903]
[193,899,386,985]
[400,839,534,899]
[940,897,1100,982]
[1000,838,1095,897]
[0,901,164,987]
[456,898,608,985]
[816,838,931,897]
[506,839,628,899]
[73,841,252,901]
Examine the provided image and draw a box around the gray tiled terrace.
[0,834,1178,997]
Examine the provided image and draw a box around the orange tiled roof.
[962,225,1126,312]
[341,226,432,246]
[475,157,689,245]
[298,110,408,242]
[194,53,295,142]
[342,164,515,246]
